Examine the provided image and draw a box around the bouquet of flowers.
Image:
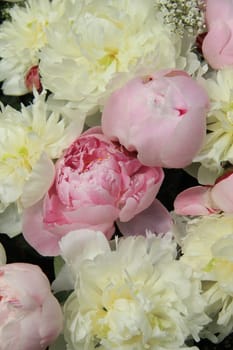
[1,0,233,349]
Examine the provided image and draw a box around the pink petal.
[206,0,233,25]
[39,296,63,348]
[117,199,172,236]
[174,186,217,215]
[119,167,164,221]
[160,108,206,168]
[22,201,63,256]
[203,21,233,69]
[22,201,116,256]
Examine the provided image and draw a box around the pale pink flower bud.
[0,263,63,350]
[102,69,209,168]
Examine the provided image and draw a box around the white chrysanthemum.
[0,242,6,266]
[178,214,233,342]
[0,90,84,213]
[194,69,233,184]
[62,231,208,350]
[39,0,195,116]
[0,0,66,95]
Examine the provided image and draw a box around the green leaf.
[49,334,66,350]
[54,255,65,277]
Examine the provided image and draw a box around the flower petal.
[117,198,172,236]
[21,153,55,208]
[0,203,22,238]
[174,186,216,215]
[59,229,110,270]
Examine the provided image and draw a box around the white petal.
[2,74,28,96]
[52,264,74,292]
[0,203,22,238]
[59,229,110,274]
[21,152,55,208]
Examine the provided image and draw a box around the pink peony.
[174,171,233,215]
[22,127,164,256]
[0,263,63,350]
[202,0,233,69]
[102,70,209,168]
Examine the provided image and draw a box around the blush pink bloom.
[202,0,233,69]
[174,171,233,215]
[0,263,63,350]
[22,127,165,256]
[102,70,209,168]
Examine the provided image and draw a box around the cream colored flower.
[0,90,84,214]
[39,0,194,116]
[0,243,6,266]
[0,0,66,95]
[194,69,233,184]
[178,214,233,342]
[62,230,208,350]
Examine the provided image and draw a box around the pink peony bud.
[202,0,233,69]
[102,69,209,168]
[0,263,63,350]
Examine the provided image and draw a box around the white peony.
[0,0,66,95]
[194,69,233,184]
[0,90,84,216]
[39,0,194,116]
[177,213,233,342]
[61,230,208,350]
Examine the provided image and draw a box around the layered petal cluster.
[39,0,192,115]
[194,69,233,184]
[61,230,208,350]
[102,69,209,168]
[0,0,66,95]
[202,0,233,69]
[0,263,63,350]
[0,90,83,216]
[22,127,165,256]
[175,214,233,342]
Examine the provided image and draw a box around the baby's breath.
[156,0,206,36]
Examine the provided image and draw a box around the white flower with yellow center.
[0,90,84,235]
[39,0,195,116]
[0,0,66,95]
[60,230,208,350]
[177,214,233,342]
[194,69,233,184]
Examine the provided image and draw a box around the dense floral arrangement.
[1,0,233,349]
